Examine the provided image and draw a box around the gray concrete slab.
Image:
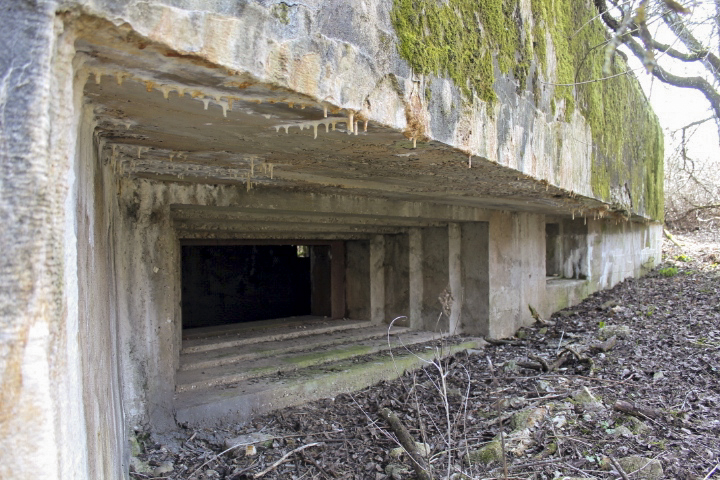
[180,324,408,371]
[175,337,485,427]
[176,329,446,392]
[182,317,370,353]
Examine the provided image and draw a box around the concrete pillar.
[345,240,370,320]
[330,241,346,319]
[408,229,423,329]
[448,223,463,334]
[488,212,544,338]
[311,246,332,316]
[459,222,489,335]
[408,228,449,331]
[384,234,410,326]
[0,5,99,478]
[370,235,385,324]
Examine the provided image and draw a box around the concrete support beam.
[488,212,545,338]
[330,241,346,319]
[448,224,463,334]
[384,235,410,326]
[168,189,491,224]
[370,235,385,324]
[345,241,370,320]
[311,246,332,317]
[447,223,489,335]
[458,222,490,335]
[408,228,449,331]
[408,229,423,329]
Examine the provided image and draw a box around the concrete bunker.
[67,20,660,435]
[0,3,666,477]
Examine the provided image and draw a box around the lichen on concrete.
[390,0,532,106]
[530,0,664,219]
[391,0,664,221]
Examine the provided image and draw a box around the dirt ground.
[132,228,720,480]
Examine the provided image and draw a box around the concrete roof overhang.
[76,26,613,238]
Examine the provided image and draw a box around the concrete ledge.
[175,338,484,427]
[545,277,590,314]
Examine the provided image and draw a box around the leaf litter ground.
[133,230,720,479]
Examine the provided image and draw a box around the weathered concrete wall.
[409,227,449,331]
[114,178,181,433]
[455,222,490,336]
[0,3,96,478]
[384,234,410,326]
[67,0,662,219]
[588,220,662,291]
[488,212,546,338]
[346,241,370,320]
[76,105,126,477]
[543,219,662,315]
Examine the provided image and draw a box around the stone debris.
[611,455,664,479]
[223,432,274,457]
[153,461,174,475]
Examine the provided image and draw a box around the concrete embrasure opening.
[545,223,561,278]
[181,245,316,329]
[180,243,340,330]
[545,219,589,280]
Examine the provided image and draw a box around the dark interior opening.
[545,223,561,277]
[182,244,329,330]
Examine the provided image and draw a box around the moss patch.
[526,0,663,219]
[466,438,503,465]
[391,0,531,106]
[390,0,664,221]
[283,345,375,367]
[271,3,290,24]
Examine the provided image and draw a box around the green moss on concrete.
[391,0,532,106]
[530,0,664,220]
[282,345,375,367]
[466,439,502,464]
[391,0,664,221]
[271,3,290,24]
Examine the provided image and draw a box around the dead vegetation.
[132,230,719,480]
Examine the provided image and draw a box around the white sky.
[638,72,718,161]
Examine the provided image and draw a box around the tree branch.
[621,32,720,118]
[595,0,720,117]
[662,10,720,84]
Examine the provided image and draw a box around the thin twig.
[609,455,631,480]
[703,463,720,479]
[556,331,565,355]
[253,442,324,478]
[487,355,500,387]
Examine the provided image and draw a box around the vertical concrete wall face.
[384,235,410,326]
[409,228,449,330]
[0,0,666,478]
[76,105,126,477]
[0,3,94,479]
[589,220,662,291]
[488,213,546,339]
[346,241,370,320]
[457,223,490,336]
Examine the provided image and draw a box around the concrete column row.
[367,223,489,335]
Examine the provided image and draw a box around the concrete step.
[175,329,442,392]
[174,336,485,427]
[181,317,370,354]
[180,324,408,372]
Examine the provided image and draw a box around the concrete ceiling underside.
[77,29,610,236]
